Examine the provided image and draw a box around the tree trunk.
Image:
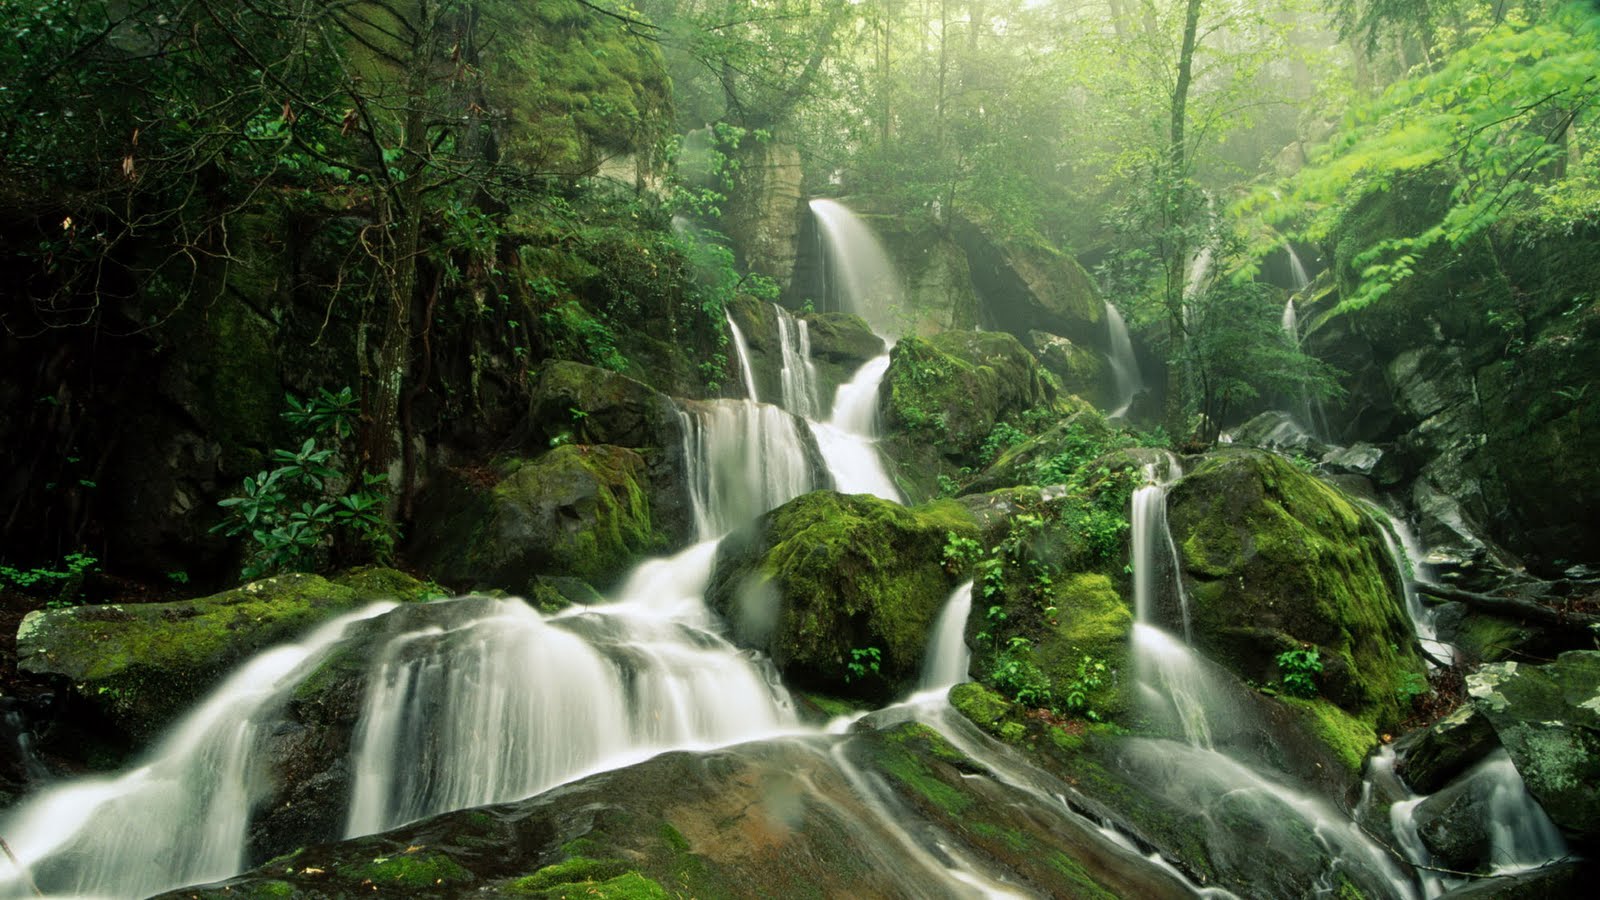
[1163,0,1204,439]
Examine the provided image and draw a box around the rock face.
[409,444,665,593]
[14,569,429,743]
[724,297,886,406]
[1308,184,1600,572]
[954,216,1104,348]
[1029,330,1116,408]
[1396,705,1499,794]
[722,136,805,289]
[879,330,1059,500]
[868,212,983,337]
[708,491,978,700]
[157,725,1196,900]
[1166,449,1426,735]
[1466,651,1600,847]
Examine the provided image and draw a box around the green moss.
[1284,696,1379,774]
[511,858,630,892]
[331,566,435,603]
[350,850,473,888]
[248,882,296,899]
[1045,851,1118,900]
[16,573,373,739]
[873,723,975,815]
[1167,450,1427,732]
[714,491,978,697]
[950,682,1013,730]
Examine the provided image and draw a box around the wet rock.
[14,569,427,744]
[1230,411,1331,458]
[708,491,978,701]
[1466,651,1600,847]
[161,726,1196,900]
[1396,705,1499,794]
[1029,330,1116,408]
[1320,442,1384,476]
[409,445,665,593]
[952,215,1104,348]
[1435,859,1583,898]
[1167,449,1426,744]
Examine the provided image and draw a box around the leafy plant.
[1064,654,1109,721]
[1396,671,1429,706]
[991,637,1053,708]
[214,389,395,579]
[1276,647,1324,699]
[845,646,882,683]
[1,552,98,606]
[941,532,982,574]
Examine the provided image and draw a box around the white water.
[809,198,904,338]
[1105,301,1143,419]
[810,355,901,502]
[1287,244,1311,291]
[1282,297,1299,344]
[918,582,974,692]
[344,592,796,836]
[776,305,821,419]
[1361,501,1454,668]
[0,604,397,900]
[1384,749,1568,898]
[679,399,818,538]
[726,311,760,401]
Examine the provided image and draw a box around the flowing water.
[776,306,821,419]
[1105,301,1144,419]
[1359,500,1455,668]
[809,198,904,338]
[1287,243,1311,292]
[726,310,760,402]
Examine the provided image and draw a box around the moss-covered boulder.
[1029,330,1115,408]
[1166,449,1426,743]
[410,444,663,592]
[14,569,428,742]
[707,491,979,700]
[880,330,1059,500]
[802,310,886,401]
[1466,651,1600,848]
[1395,704,1499,794]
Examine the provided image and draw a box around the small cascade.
[1382,749,1568,898]
[1282,297,1299,344]
[1183,245,1213,303]
[0,604,396,900]
[774,304,821,419]
[1129,456,1189,635]
[679,400,818,538]
[809,199,904,338]
[1286,243,1311,291]
[809,355,901,502]
[1361,501,1454,668]
[918,582,974,693]
[726,311,760,401]
[344,594,796,836]
[1104,301,1143,419]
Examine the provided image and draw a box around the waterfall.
[679,400,818,539]
[1104,301,1143,419]
[809,198,904,338]
[918,582,974,693]
[1282,297,1299,344]
[726,311,760,401]
[809,355,900,502]
[1287,244,1311,291]
[344,593,795,837]
[1360,501,1454,668]
[0,604,397,900]
[775,305,821,419]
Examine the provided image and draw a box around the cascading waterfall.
[726,311,760,402]
[918,582,974,693]
[0,604,397,900]
[1360,501,1454,667]
[809,198,904,338]
[1282,297,1299,343]
[775,305,821,419]
[1287,243,1311,292]
[679,400,818,538]
[809,355,901,502]
[1104,301,1143,419]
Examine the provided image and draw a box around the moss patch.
[350,850,473,889]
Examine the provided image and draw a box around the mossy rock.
[879,330,1058,499]
[1466,651,1600,847]
[707,490,979,700]
[1029,331,1116,409]
[525,360,683,452]
[1165,449,1425,738]
[802,310,886,402]
[410,444,664,592]
[951,215,1104,348]
[15,569,425,742]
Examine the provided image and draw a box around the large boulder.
[1166,449,1426,737]
[158,725,1197,900]
[953,216,1104,348]
[1465,651,1600,847]
[1395,705,1499,794]
[14,569,429,743]
[867,211,982,337]
[409,444,665,593]
[707,491,978,700]
[879,330,1059,500]
[1029,330,1116,408]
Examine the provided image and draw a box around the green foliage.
[542,300,628,373]
[1277,647,1325,699]
[845,646,883,684]
[1396,671,1429,706]
[990,637,1054,708]
[1250,4,1600,313]
[941,531,983,575]
[979,422,1028,466]
[213,390,394,580]
[1,552,98,606]
[1063,655,1109,722]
